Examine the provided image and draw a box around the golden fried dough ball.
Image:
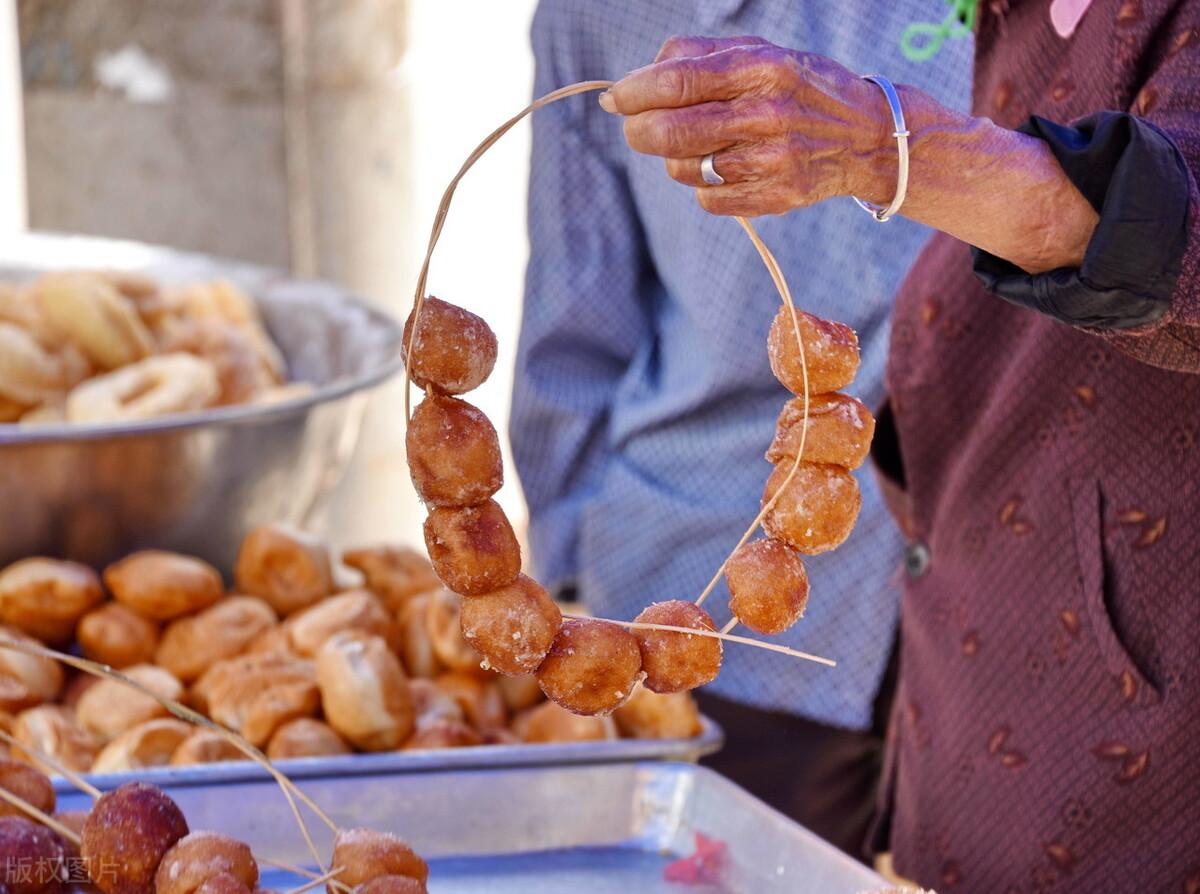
[0,626,64,712]
[403,718,483,751]
[760,462,862,555]
[265,719,350,761]
[514,701,616,744]
[0,758,54,819]
[155,597,277,682]
[194,875,252,894]
[168,731,245,767]
[459,575,561,675]
[103,552,223,622]
[0,559,103,644]
[197,654,318,748]
[234,526,333,616]
[401,297,497,395]
[407,680,465,726]
[631,601,721,694]
[82,782,188,894]
[90,719,192,774]
[0,816,66,894]
[397,592,443,679]
[329,829,428,893]
[725,538,809,635]
[432,673,506,733]
[495,674,542,713]
[75,665,182,742]
[423,501,521,596]
[154,832,257,894]
[76,604,159,669]
[613,686,703,740]
[60,674,99,711]
[537,619,643,716]
[342,546,441,614]
[767,306,860,396]
[423,590,483,675]
[11,705,101,774]
[316,632,414,752]
[765,392,876,470]
[284,590,396,658]
[406,395,503,509]
[356,878,427,894]
[243,625,293,658]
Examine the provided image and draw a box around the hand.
[599,35,897,216]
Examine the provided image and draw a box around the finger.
[623,97,786,158]
[695,183,797,217]
[664,143,780,187]
[654,34,771,63]
[604,44,787,115]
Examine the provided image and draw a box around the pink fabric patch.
[1050,0,1094,38]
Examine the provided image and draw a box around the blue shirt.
[513,0,972,730]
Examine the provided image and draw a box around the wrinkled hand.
[599,35,896,217]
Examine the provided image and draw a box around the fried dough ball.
[234,525,332,616]
[284,590,396,658]
[0,626,63,712]
[459,575,561,676]
[613,686,703,740]
[82,782,188,894]
[0,559,103,644]
[423,501,521,596]
[168,731,244,767]
[103,552,223,622]
[0,816,66,894]
[197,654,318,748]
[341,545,440,614]
[90,719,192,773]
[60,674,99,711]
[53,809,88,861]
[725,538,810,635]
[765,392,876,470]
[243,625,293,658]
[401,297,497,395]
[76,604,159,669]
[154,832,257,894]
[760,462,862,555]
[11,705,101,774]
[514,701,616,744]
[265,719,350,761]
[329,828,428,893]
[406,395,503,509]
[403,718,483,751]
[75,665,182,742]
[156,597,277,682]
[423,590,483,675]
[193,875,251,894]
[767,307,860,396]
[496,674,542,713]
[408,680,465,726]
[0,758,54,819]
[316,632,414,751]
[631,601,721,694]
[537,619,643,716]
[397,593,443,679]
[432,673,506,733]
[356,878,427,894]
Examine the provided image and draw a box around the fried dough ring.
[67,354,220,423]
[35,272,155,370]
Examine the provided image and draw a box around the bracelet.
[852,75,910,223]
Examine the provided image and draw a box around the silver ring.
[700,153,725,186]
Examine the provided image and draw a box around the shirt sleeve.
[511,1,653,597]
[972,9,1200,373]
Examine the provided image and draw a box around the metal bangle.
[852,75,910,223]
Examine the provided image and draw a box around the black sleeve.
[971,111,1189,330]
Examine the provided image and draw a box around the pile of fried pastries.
[0,271,309,426]
[0,526,702,776]
[402,296,872,716]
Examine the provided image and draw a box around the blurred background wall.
[1,0,538,550]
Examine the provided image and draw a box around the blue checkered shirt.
[513,0,972,730]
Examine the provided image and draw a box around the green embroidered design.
[901,0,978,62]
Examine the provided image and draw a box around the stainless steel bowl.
[0,232,404,574]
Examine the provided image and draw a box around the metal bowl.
[0,232,404,574]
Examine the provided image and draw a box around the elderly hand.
[598,35,898,216]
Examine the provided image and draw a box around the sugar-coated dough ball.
[761,462,861,555]
[329,828,428,893]
[632,601,721,694]
[82,782,189,894]
[234,524,333,616]
[402,297,498,395]
[765,392,875,470]
[316,631,414,752]
[460,575,561,675]
[537,619,643,716]
[767,307,859,396]
[423,501,521,596]
[613,686,703,740]
[154,832,258,894]
[356,876,428,894]
[406,394,503,508]
[0,816,66,894]
[725,538,810,635]
[514,701,615,744]
[0,759,54,820]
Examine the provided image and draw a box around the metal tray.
[56,761,885,893]
[53,717,723,790]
